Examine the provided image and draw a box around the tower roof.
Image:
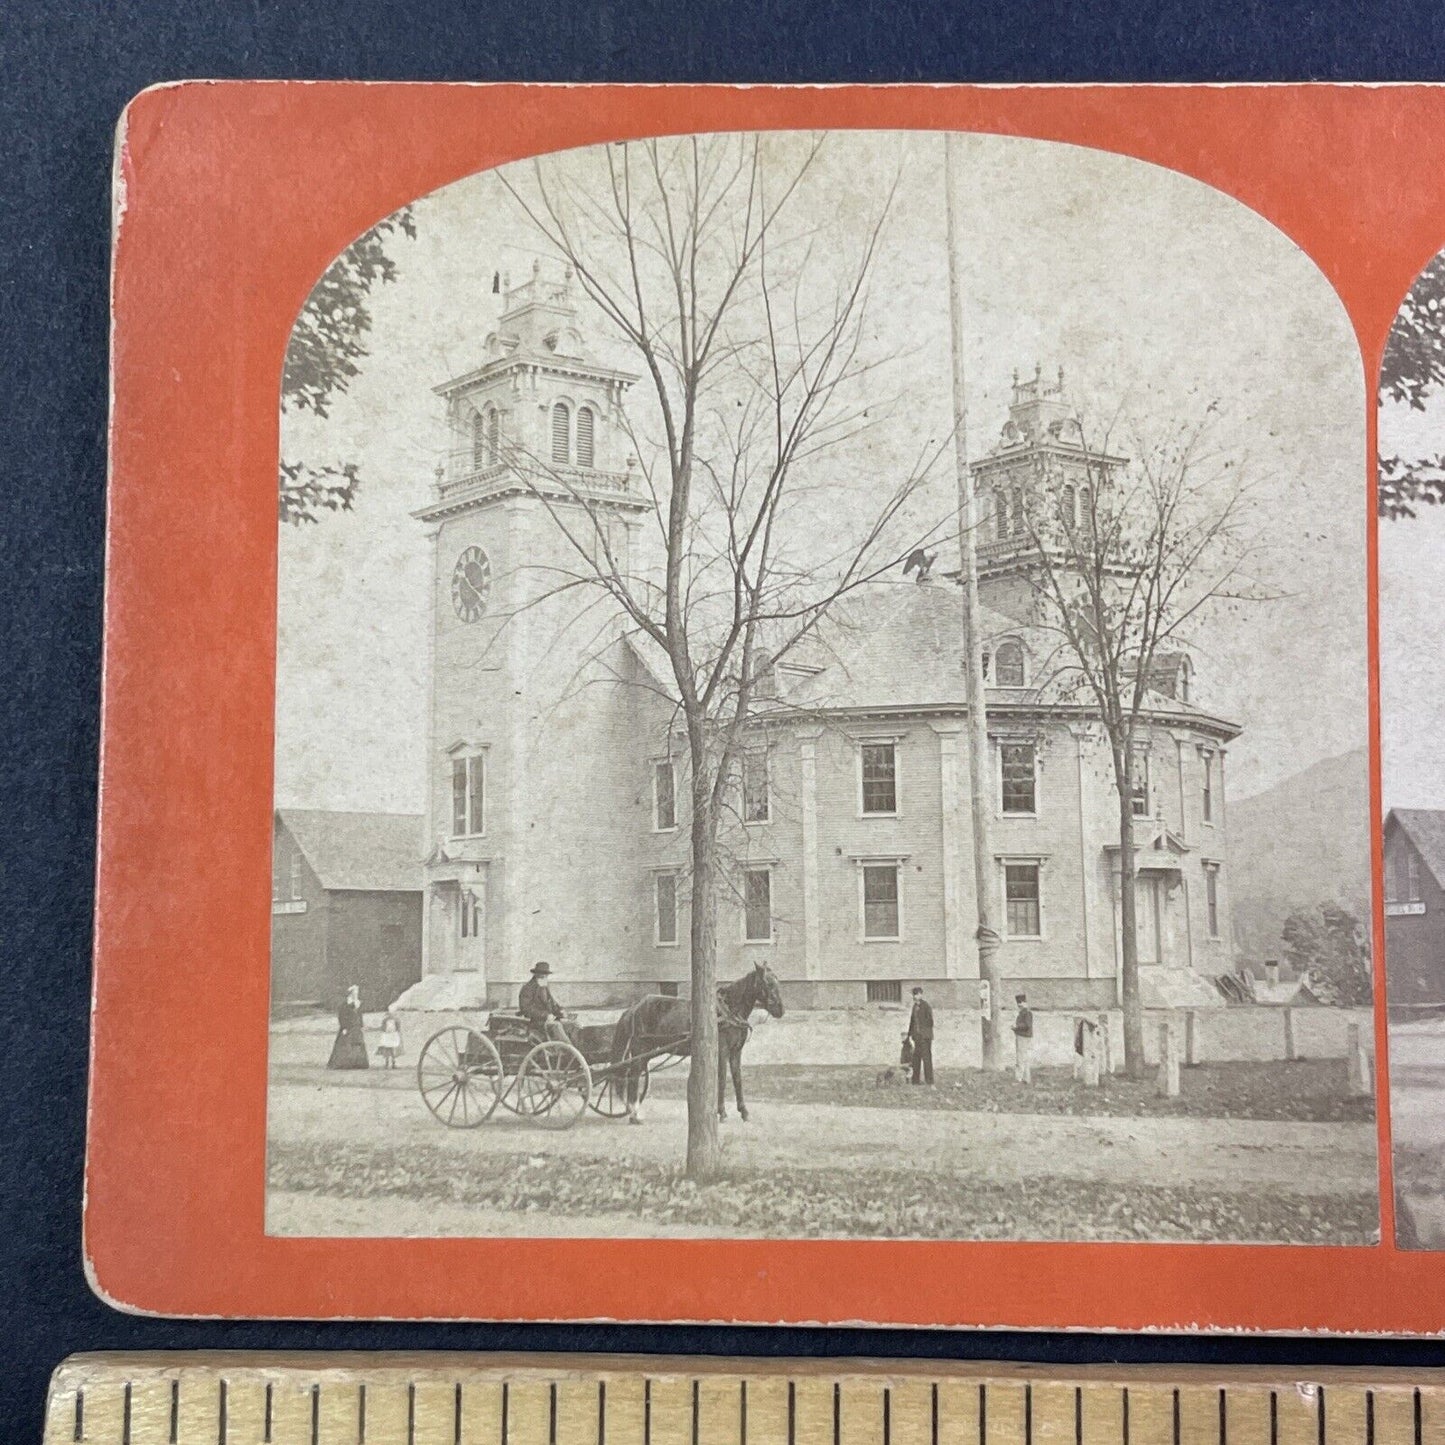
[433,259,639,398]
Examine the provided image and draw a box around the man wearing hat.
[906,985,934,1086]
[519,961,569,1042]
[1012,992,1035,1085]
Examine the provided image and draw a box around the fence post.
[1157,1015,1181,1097]
[1099,1013,1115,1076]
[1347,1021,1373,1096]
[1083,1024,1102,1087]
[1283,1006,1297,1063]
[1185,1009,1198,1068]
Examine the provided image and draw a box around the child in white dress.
[377,1011,403,1069]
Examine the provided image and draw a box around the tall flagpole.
[944,132,1006,1071]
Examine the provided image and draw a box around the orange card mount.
[92,82,1445,1329]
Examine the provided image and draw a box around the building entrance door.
[455,881,486,973]
[1137,876,1163,965]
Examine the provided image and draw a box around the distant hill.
[1228,747,1372,963]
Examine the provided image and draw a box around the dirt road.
[267,1077,1375,1197]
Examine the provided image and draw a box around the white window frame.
[999,856,1045,940]
[857,737,900,818]
[450,750,487,838]
[1200,747,1215,825]
[997,738,1039,817]
[1409,850,1423,904]
[652,758,678,833]
[742,749,771,825]
[654,871,681,948]
[289,852,303,901]
[855,856,906,943]
[741,865,775,944]
[993,638,1028,689]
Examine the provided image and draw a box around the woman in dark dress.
[327,984,370,1069]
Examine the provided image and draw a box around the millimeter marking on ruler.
[43,1355,1445,1445]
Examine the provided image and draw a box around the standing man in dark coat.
[519,961,568,1042]
[1012,992,1035,1084]
[906,985,935,1085]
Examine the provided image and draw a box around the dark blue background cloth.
[6,2,1445,1439]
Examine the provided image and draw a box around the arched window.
[1011,487,1025,536]
[1062,484,1077,528]
[485,407,499,465]
[551,402,571,464]
[471,410,487,471]
[993,491,1009,542]
[1079,485,1093,529]
[994,640,1026,688]
[576,405,595,468]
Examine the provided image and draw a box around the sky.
[1380,394,1445,809]
[274,130,1368,813]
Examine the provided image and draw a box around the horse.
[608,960,785,1123]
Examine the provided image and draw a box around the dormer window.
[551,402,571,464]
[994,640,1026,688]
[576,405,595,468]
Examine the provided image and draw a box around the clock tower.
[406,263,651,1009]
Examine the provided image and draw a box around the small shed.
[271,809,424,1014]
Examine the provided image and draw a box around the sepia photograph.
[264,129,1377,1244]
[1379,247,1445,1248]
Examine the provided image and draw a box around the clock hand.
[464,561,488,591]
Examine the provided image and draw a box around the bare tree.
[1010,408,1260,1077]
[498,135,949,1179]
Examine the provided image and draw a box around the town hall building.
[396,267,1242,1013]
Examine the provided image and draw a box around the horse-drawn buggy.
[414,961,785,1130]
[415,1011,667,1130]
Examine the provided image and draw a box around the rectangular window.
[861,742,898,815]
[866,979,902,1004]
[1409,851,1422,904]
[289,853,303,900]
[862,863,901,940]
[743,868,773,942]
[1201,751,1215,823]
[742,751,770,823]
[653,760,677,831]
[1205,864,1221,938]
[655,873,679,946]
[1000,742,1037,815]
[657,981,681,998]
[1129,753,1150,818]
[451,754,485,836]
[1004,862,1042,938]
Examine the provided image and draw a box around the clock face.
[451,545,492,623]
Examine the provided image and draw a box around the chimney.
[1265,959,1280,987]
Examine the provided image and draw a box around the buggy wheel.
[416,1026,502,1128]
[591,1062,651,1117]
[515,1041,591,1129]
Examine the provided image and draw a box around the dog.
[875,1066,903,1087]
